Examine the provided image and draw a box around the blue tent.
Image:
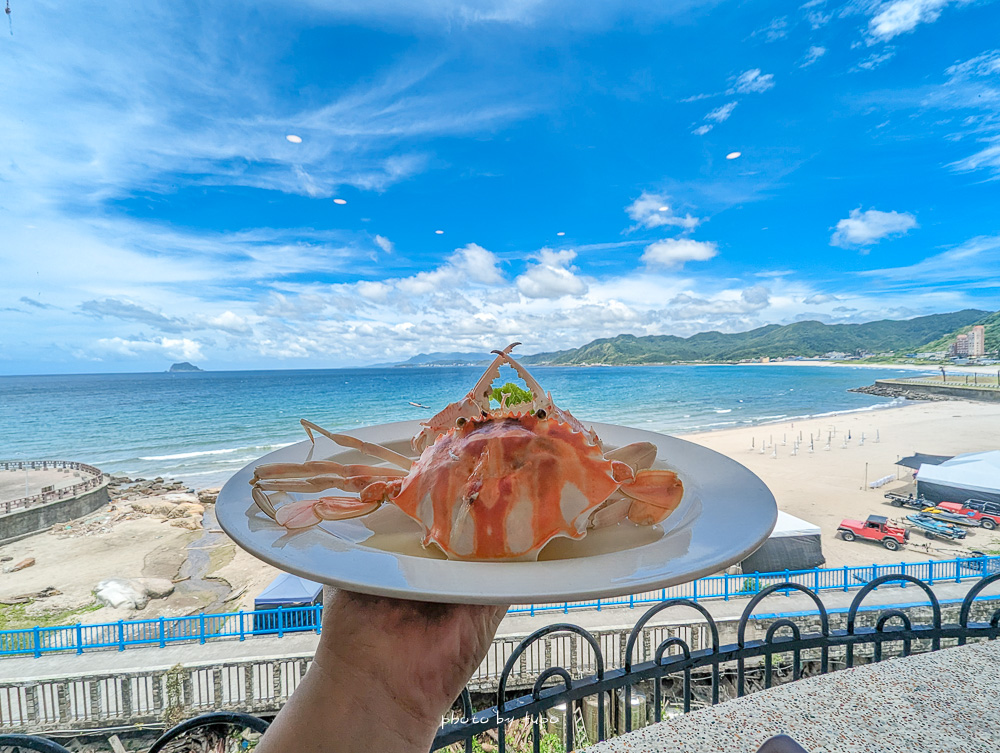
[253,574,323,634]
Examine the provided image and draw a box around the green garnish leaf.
[491,382,533,408]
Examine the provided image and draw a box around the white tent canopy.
[770,510,822,539]
[740,510,824,573]
[917,451,1000,498]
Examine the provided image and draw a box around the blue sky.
[1,0,999,374]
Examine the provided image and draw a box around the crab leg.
[252,487,280,521]
[588,494,632,529]
[255,474,389,493]
[605,442,657,472]
[619,469,684,526]
[251,460,406,484]
[253,477,403,529]
[301,420,414,470]
[275,496,385,528]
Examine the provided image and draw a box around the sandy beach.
[1,398,999,626]
[684,399,1000,567]
[754,360,1000,376]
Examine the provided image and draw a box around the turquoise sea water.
[0,364,924,488]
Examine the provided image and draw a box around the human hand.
[315,588,508,733]
[257,588,508,753]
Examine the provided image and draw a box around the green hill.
[523,310,991,365]
[921,311,1000,355]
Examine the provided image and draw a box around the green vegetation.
[920,310,1000,355]
[522,310,993,365]
[0,600,102,630]
[491,382,533,407]
[456,730,566,753]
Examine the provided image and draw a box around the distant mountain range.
[522,310,993,365]
[372,309,997,368]
[370,351,497,368]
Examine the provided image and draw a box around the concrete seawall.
[0,483,110,545]
[871,378,1000,403]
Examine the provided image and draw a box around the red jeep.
[838,515,909,551]
[939,500,1000,530]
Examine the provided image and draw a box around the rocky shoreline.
[848,383,953,401]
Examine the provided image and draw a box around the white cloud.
[396,243,504,295]
[729,69,775,94]
[800,46,827,67]
[625,192,700,230]
[753,16,789,42]
[95,336,205,362]
[204,311,254,335]
[660,286,771,323]
[692,124,713,135]
[79,298,190,333]
[515,249,588,299]
[858,234,1000,287]
[946,49,1000,79]
[855,48,896,70]
[830,208,918,247]
[642,238,719,268]
[706,102,738,123]
[803,293,840,304]
[374,235,395,253]
[866,0,966,43]
[949,142,1000,173]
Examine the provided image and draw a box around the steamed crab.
[250,343,684,561]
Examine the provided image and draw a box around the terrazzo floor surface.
[591,639,1000,753]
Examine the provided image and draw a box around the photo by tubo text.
[443,714,562,726]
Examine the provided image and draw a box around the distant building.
[951,334,970,357]
[970,325,986,357]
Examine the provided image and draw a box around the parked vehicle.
[956,499,1000,531]
[838,515,909,551]
[906,513,968,541]
[884,491,933,510]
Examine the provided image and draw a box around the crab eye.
[456,417,467,427]
[535,409,547,419]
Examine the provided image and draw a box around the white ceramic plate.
[217,420,776,604]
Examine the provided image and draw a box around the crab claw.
[620,469,684,526]
[275,496,386,528]
[412,342,522,452]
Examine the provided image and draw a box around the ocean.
[0,364,923,489]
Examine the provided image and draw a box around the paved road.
[1,579,989,683]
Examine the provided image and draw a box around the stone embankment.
[849,384,951,401]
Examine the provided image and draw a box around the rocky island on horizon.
[168,362,204,373]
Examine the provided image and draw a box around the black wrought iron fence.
[2,573,999,753]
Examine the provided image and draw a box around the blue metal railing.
[2,554,998,658]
